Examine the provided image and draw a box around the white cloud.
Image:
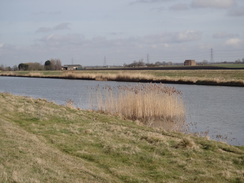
[228,7,244,16]
[225,38,242,47]
[146,31,202,44]
[30,31,203,65]
[36,23,71,33]
[0,43,15,50]
[53,23,71,31]
[213,32,239,39]
[38,33,85,48]
[33,11,62,16]
[173,31,202,43]
[132,0,169,3]
[36,30,201,52]
[36,27,52,33]
[152,6,165,12]
[130,0,171,5]
[170,3,189,11]
[191,0,235,9]
[0,43,4,48]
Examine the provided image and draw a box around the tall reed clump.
[90,83,186,131]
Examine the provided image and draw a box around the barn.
[184,60,196,66]
[62,64,82,70]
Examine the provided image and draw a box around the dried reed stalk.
[90,83,186,131]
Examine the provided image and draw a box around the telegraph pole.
[147,54,150,64]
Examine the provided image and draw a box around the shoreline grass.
[0,92,243,182]
[1,69,244,87]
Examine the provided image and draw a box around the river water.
[0,76,243,146]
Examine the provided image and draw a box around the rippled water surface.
[1,76,243,145]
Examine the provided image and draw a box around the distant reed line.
[0,70,244,87]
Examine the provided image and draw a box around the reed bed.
[62,71,155,82]
[90,83,186,131]
[1,70,244,86]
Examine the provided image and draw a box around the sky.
[0,0,244,66]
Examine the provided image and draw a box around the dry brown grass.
[91,83,186,131]
[1,70,244,86]
[61,70,244,86]
[1,93,243,183]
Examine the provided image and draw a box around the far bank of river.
[0,76,243,145]
[1,69,244,87]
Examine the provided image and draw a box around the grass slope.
[0,93,243,183]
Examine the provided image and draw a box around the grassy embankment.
[1,69,244,86]
[0,92,243,182]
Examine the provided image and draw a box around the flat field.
[1,69,244,86]
[210,63,244,68]
[0,93,243,182]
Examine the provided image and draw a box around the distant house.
[184,60,196,66]
[62,64,82,70]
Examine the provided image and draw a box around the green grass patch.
[211,63,244,68]
[0,93,244,182]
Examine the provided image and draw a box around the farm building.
[184,60,196,66]
[62,64,82,70]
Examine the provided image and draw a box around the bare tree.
[45,59,62,70]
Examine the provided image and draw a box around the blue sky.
[0,0,244,66]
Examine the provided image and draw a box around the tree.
[18,62,43,71]
[235,59,241,64]
[155,61,162,66]
[44,60,52,70]
[50,59,62,70]
[202,60,208,65]
[26,62,43,70]
[125,59,145,67]
[44,59,62,70]
[12,65,18,71]
[18,63,29,71]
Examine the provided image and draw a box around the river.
[0,76,243,146]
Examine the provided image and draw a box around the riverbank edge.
[1,92,244,182]
[1,73,244,87]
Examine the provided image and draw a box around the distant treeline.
[124,60,175,68]
[124,59,244,68]
[18,59,62,71]
[0,59,62,71]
